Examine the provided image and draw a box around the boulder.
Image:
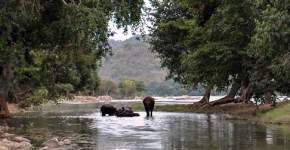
[0,146,8,150]
[63,139,71,145]
[1,133,15,138]
[43,137,59,148]
[13,136,31,143]
[18,141,32,150]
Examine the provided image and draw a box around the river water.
[2,103,290,150]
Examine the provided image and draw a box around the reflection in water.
[2,111,290,150]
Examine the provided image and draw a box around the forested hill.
[99,37,167,84]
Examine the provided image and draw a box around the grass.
[258,102,290,124]
[155,104,194,112]
[129,103,222,113]
[130,103,194,112]
[131,102,290,125]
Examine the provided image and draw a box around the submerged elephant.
[143,96,155,117]
[100,104,117,116]
[115,107,140,117]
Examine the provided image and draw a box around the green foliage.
[150,0,193,84]
[249,0,290,97]
[135,80,145,94]
[0,0,144,107]
[149,0,290,100]
[150,0,255,92]
[98,80,118,96]
[97,79,146,99]
[119,79,137,98]
[19,87,49,108]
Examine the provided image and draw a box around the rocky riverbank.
[0,126,32,150]
[0,125,74,150]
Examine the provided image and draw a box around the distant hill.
[99,37,167,84]
[98,37,224,96]
[99,37,205,96]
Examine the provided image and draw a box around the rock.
[18,141,32,150]
[0,126,9,131]
[1,133,15,138]
[0,138,21,149]
[77,140,90,144]
[0,146,8,150]
[52,148,67,150]
[43,137,59,148]
[13,136,31,143]
[39,146,49,150]
[63,139,71,145]
[58,141,64,146]
[40,146,67,150]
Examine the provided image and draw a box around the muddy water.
[2,104,290,150]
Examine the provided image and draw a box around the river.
[2,103,290,150]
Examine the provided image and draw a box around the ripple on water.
[6,111,290,150]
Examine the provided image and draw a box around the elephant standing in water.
[100,104,117,116]
[143,96,155,117]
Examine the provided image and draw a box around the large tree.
[150,0,290,106]
[0,0,144,117]
[249,0,290,104]
[150,0,255,104]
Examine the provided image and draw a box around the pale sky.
[109,0,151,41]
[109,22,136,41]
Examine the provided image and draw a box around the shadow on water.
[1,104,290,150]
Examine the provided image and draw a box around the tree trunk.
[240,80,253,103]
[194,86,211,106]
[0,64,13,118]
[227,80,241,98]
[264,90,276,106]
[264,91,272,104]
[210,79,241,106]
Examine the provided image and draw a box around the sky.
[109,0,151,41]
[108,23,136,41]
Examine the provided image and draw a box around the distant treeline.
[97,79,226,99]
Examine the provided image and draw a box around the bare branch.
[62,0,68,5]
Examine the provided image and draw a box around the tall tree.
[249,0,290,104]
[0,0,144,117]
[150,0,255,105]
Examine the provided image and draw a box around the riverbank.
[0,125,32,150]
[0,124,76,149]
[130,102,261,115]
[131,101,290,125]
[257,102,290,124]
[7,98,290,125]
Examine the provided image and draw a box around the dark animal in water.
[143,96,155,117]
[100,104,117,116]
[115,107,140,117]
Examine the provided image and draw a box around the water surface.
[2,105,290,150]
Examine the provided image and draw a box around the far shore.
[8,95,290,125]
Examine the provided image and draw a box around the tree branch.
[62,0,68,5]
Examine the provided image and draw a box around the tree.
[98,80,117,96]
[150,0,255,105]
[248,0,290,104]
[118,79,137,99]
[150,0,290,107]
[0,0,144,117]
[135,80,145,95]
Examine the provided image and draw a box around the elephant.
[115,107,140,117]
[143,96,155,117]
[100,104,117,116]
